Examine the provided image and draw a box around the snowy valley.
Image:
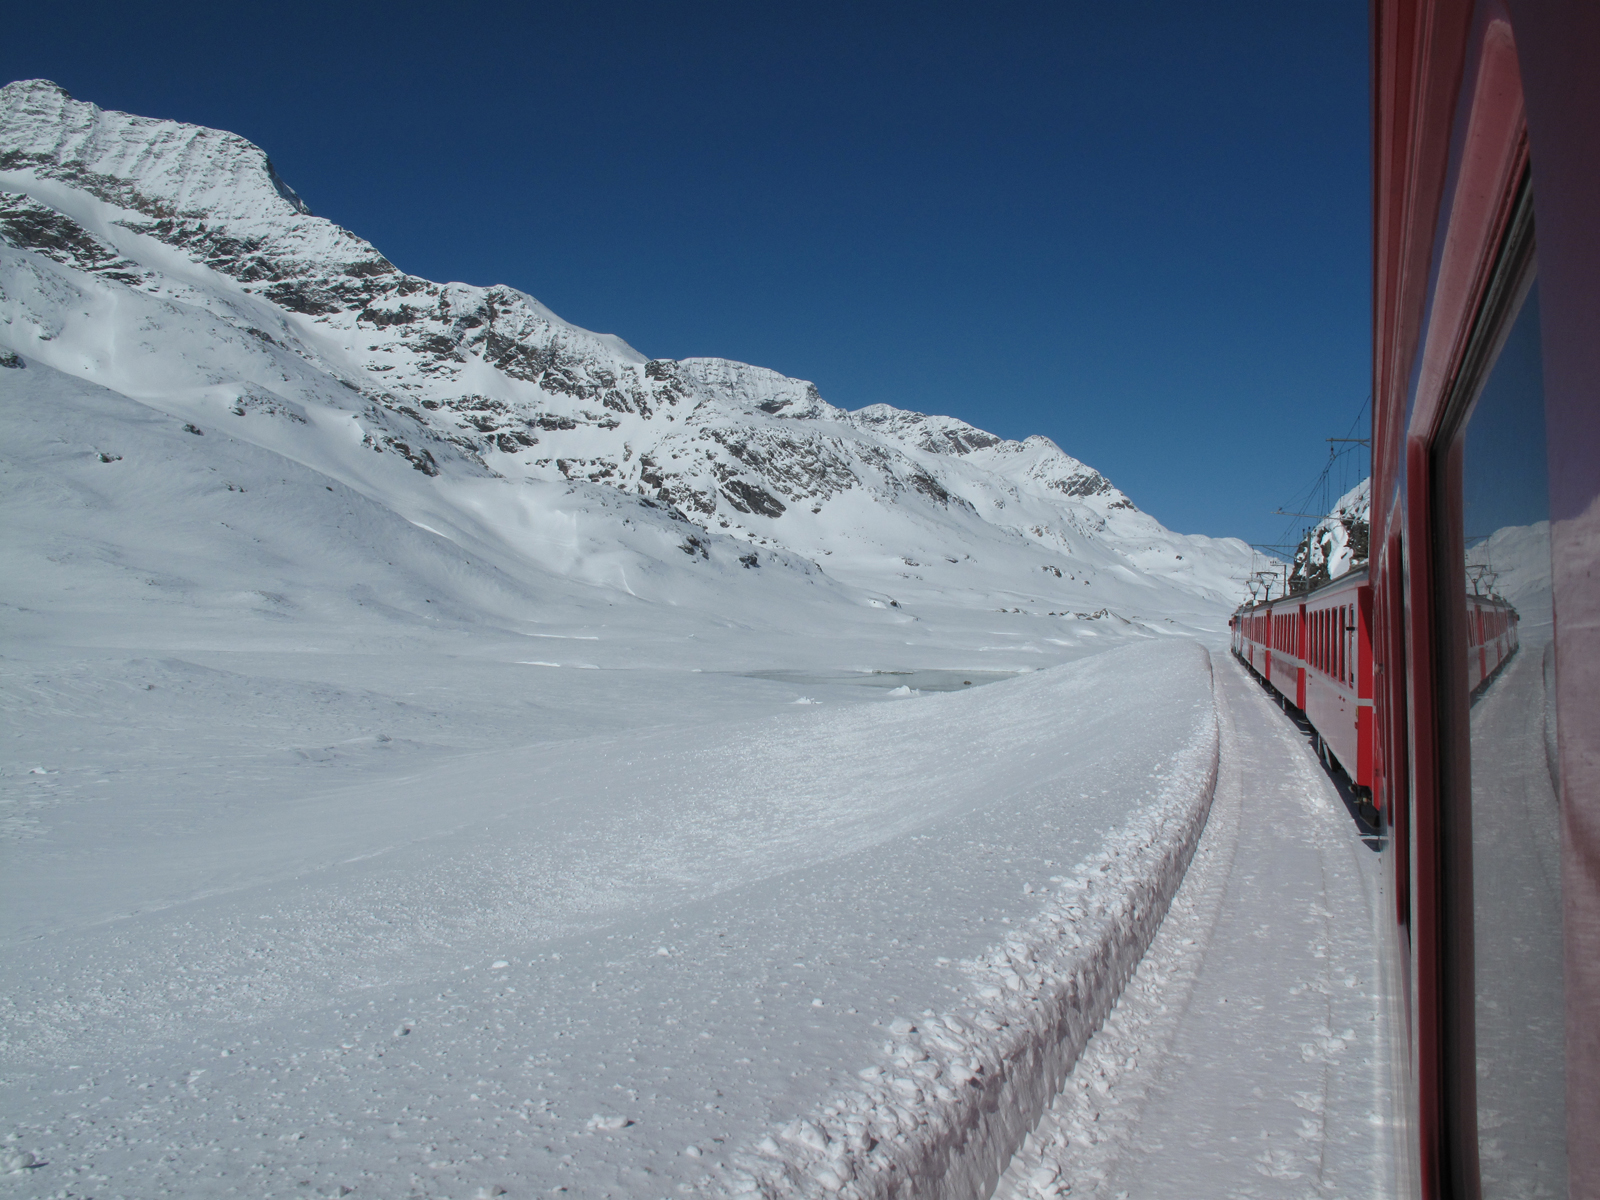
[0,77,1253,649]
[2,79,1265,1199]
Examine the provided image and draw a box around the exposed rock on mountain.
[1291,478,1371,592]
[1,78,1256,629]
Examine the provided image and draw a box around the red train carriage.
[1230,569,1521,802]
[1366,0,1598,1197]
[1230,570,1374,792]
[1464,593,1518,694]
[1235,5,1595,1194]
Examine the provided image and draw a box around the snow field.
[3,641,1221,1199]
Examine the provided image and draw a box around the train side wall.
[1232,575,1373,789]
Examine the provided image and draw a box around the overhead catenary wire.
[1268,394,1371,573]
[1237,396,1372,607]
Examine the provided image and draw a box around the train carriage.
[1463,592,1518,694]
[1358,1,1595,1196]
[1231,570,1375,793]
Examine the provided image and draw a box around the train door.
[1297,603,1308,709]
[1358,586,1374,786]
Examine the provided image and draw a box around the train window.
[1346,606,1353,685]
[1451,257,1563,1194]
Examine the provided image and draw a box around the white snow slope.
[3,79,1255,1199]
[4,637,1219,1199]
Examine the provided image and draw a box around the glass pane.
[1460,279,1565,1196]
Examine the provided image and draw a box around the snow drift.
[731,651,1220,1198]
[3,636,1221,1199]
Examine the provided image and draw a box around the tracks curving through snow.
[995,654,1394,1200]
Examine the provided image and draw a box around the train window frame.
[1427,172,1541,1197]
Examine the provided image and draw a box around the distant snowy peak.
[996,436,1135,510]
[0,80,311,218]
[851,404,1135,511]
[850,404,1006,455]
[0,78,358,288]
[0,78,640,373]
[676,357,838,420]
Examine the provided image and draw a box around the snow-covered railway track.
[995,655,1393,1200]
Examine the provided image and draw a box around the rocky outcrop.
[1291,478,1371,592]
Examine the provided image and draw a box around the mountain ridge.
[1,77,1256,635]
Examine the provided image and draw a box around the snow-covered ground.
[4,618,1223,1199]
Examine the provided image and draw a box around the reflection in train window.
[1459,278,1564,1196]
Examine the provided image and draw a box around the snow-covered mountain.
[1290,478,1371,592]
[1,78,1254,646]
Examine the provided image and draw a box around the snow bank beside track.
[732,653,1220,1198]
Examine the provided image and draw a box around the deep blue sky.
[5,1,1370,549]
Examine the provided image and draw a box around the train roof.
[1234,564,1370,615]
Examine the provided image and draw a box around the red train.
[1231,570,1377,805]
[1230,572,1522,809]
[1242,3,1599,1197]
[1462,592,1519,695]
